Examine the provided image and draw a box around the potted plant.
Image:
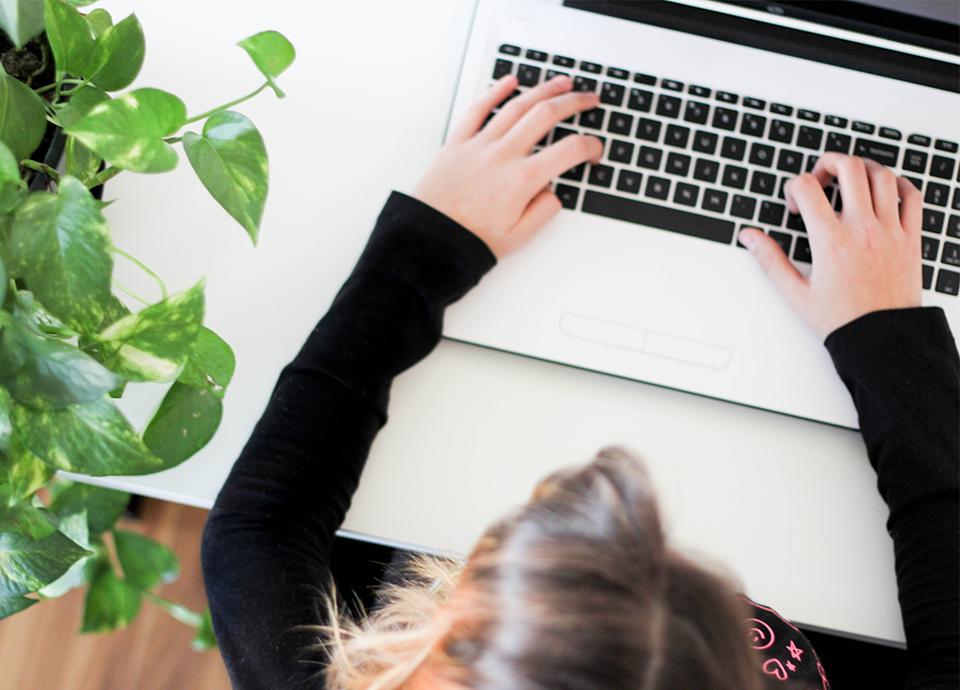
[0,0,295,649]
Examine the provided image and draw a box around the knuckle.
[532,99,558,121]
[572,134,594,157]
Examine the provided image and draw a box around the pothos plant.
[0,0,294,648]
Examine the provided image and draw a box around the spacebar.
[581,191,735,244]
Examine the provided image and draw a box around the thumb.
[739,227,808,312]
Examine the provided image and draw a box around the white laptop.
[443,0,960,429]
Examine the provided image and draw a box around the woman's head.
[323,447,762,690]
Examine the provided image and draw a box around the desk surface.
[82,0,903,645]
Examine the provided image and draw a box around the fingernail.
[739,228,758,250]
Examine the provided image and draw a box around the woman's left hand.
[414,74,603,258]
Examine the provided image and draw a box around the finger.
[810,153,873,219]
[501,91,601,154]
[449,75,519,143]
[526,133,603,188]
[784,173,835,227]
[505,187,562,254]
[739,227,808,311]
[481,75,574,141]
[896,175,923,235]
[862,158,900,225]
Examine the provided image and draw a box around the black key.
[805,154,819,173]
[949,214,960,238]
[637,145,663,170]
[607,66,630,80]
[852,121,875,134]
[935,268,959,295]
[645,175,671,200]
[930,155,956,180]
[702,188,728,213]
[689,85,711,97]
[769,119,795,144]
[854,138,900,166]
[583,190,734,244]
[517,64,542,86]
[716,91,738,103]
[555,184,580,209]
[721,136,747,161]
[905,176,923,191]
[740,113,767,138]
[499,44,521,56]
[750,171,777,196]
[721,164,748,189]
[607,139,634,164]
[903,149,928,173]
[770,103,793,116]
[825,115,848,128]
[656,95,681,118]
[954,189,960,211]
[743,97,765,109]
[553,55,575,67]
[493,59,513,79]
[769,230,793,255]
[692,131,718,155]
[693,158,720,183]
[634,72,656,85]
[674,182,699,206]
[665,124,690,148]
[907,134,931,146]
[607,111,634,135]
[561,163,585,181]
[525,49,547,62]
[786,213,806,232]
[923,208,945,233]
[925,182,949,207]
[573,75,597,92]
[777,149,803,173]
[661,78,683,91]
[778,177,788,199]
[759,200,785,225]
[922,235,940,261]
[943,241,960,266]
[616,169,642,194]
[666,152,692,176]
[797,125,823,150]
[798,109,820,122]
[730,194,757,219]
[684,100,710,125]
[628,88,653,112]
[580,60,602,73]
[579,107,606,130]
[749,143,775,167]
[825,132,852,153]
[600,82,626,106]
[637,119,661,142]
[552,126,576,142]
[879,127,901,140]
[712,107,738,130]
[502,89,522,105]
[793,235,812,263]
[834,188,843,212]
[935,139,959,153]
[923,264,934,290]
[546,69,569,81]
[588,164,614,188]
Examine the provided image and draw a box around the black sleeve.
[825,308,960,689]
[200,192,496,690]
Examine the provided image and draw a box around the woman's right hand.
[739,153,923,338]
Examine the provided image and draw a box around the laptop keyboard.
[490,44,960,297]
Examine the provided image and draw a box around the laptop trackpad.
[560,313,732,370]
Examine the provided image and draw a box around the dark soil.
[0,32,55,89]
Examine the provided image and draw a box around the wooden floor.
[0,499,231,690]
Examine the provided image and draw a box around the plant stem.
[114,247,168,300]
[111,279,150,306]
[143,591,204,627]
[182,82,269,125]
[20,160,61,183]
[89,166,122,188]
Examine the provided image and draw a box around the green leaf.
[11,290,75,338]
[13,397,164,476]
[64,137,101,186]
[143,382,221,466]
[114,529,179,590]
[9,177,113,333]
[192,608,216,651]
[44,0,96,77]
[0,313,120,407]
[57,84,109,128]
[81,557,140,632]
[0,67,47,161]
[90,13,144,92]
[0,594,36,618]
[1,428,55,499]
[0,0,45,48]
[178,326,235,398]
[49,481,129,533]
[84,6,109,38]
[0,496,56,537]
[237,30,295,97]
[0,529,89,596]
[97,282,204,382]
[37,509,91,597]
[0,386,10,453]
[65,88,186,173]
[0,139,22,214]
[183,111,267,244]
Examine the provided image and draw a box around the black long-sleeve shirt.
[202,192,959,689]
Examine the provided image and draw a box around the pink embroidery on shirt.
[787,639,804,661]
[763,658,789,681]
[747,618,776,650]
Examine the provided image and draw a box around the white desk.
[80,0,903,645]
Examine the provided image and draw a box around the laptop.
[442,0,960,429]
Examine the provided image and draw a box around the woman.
[201,75,959,689]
